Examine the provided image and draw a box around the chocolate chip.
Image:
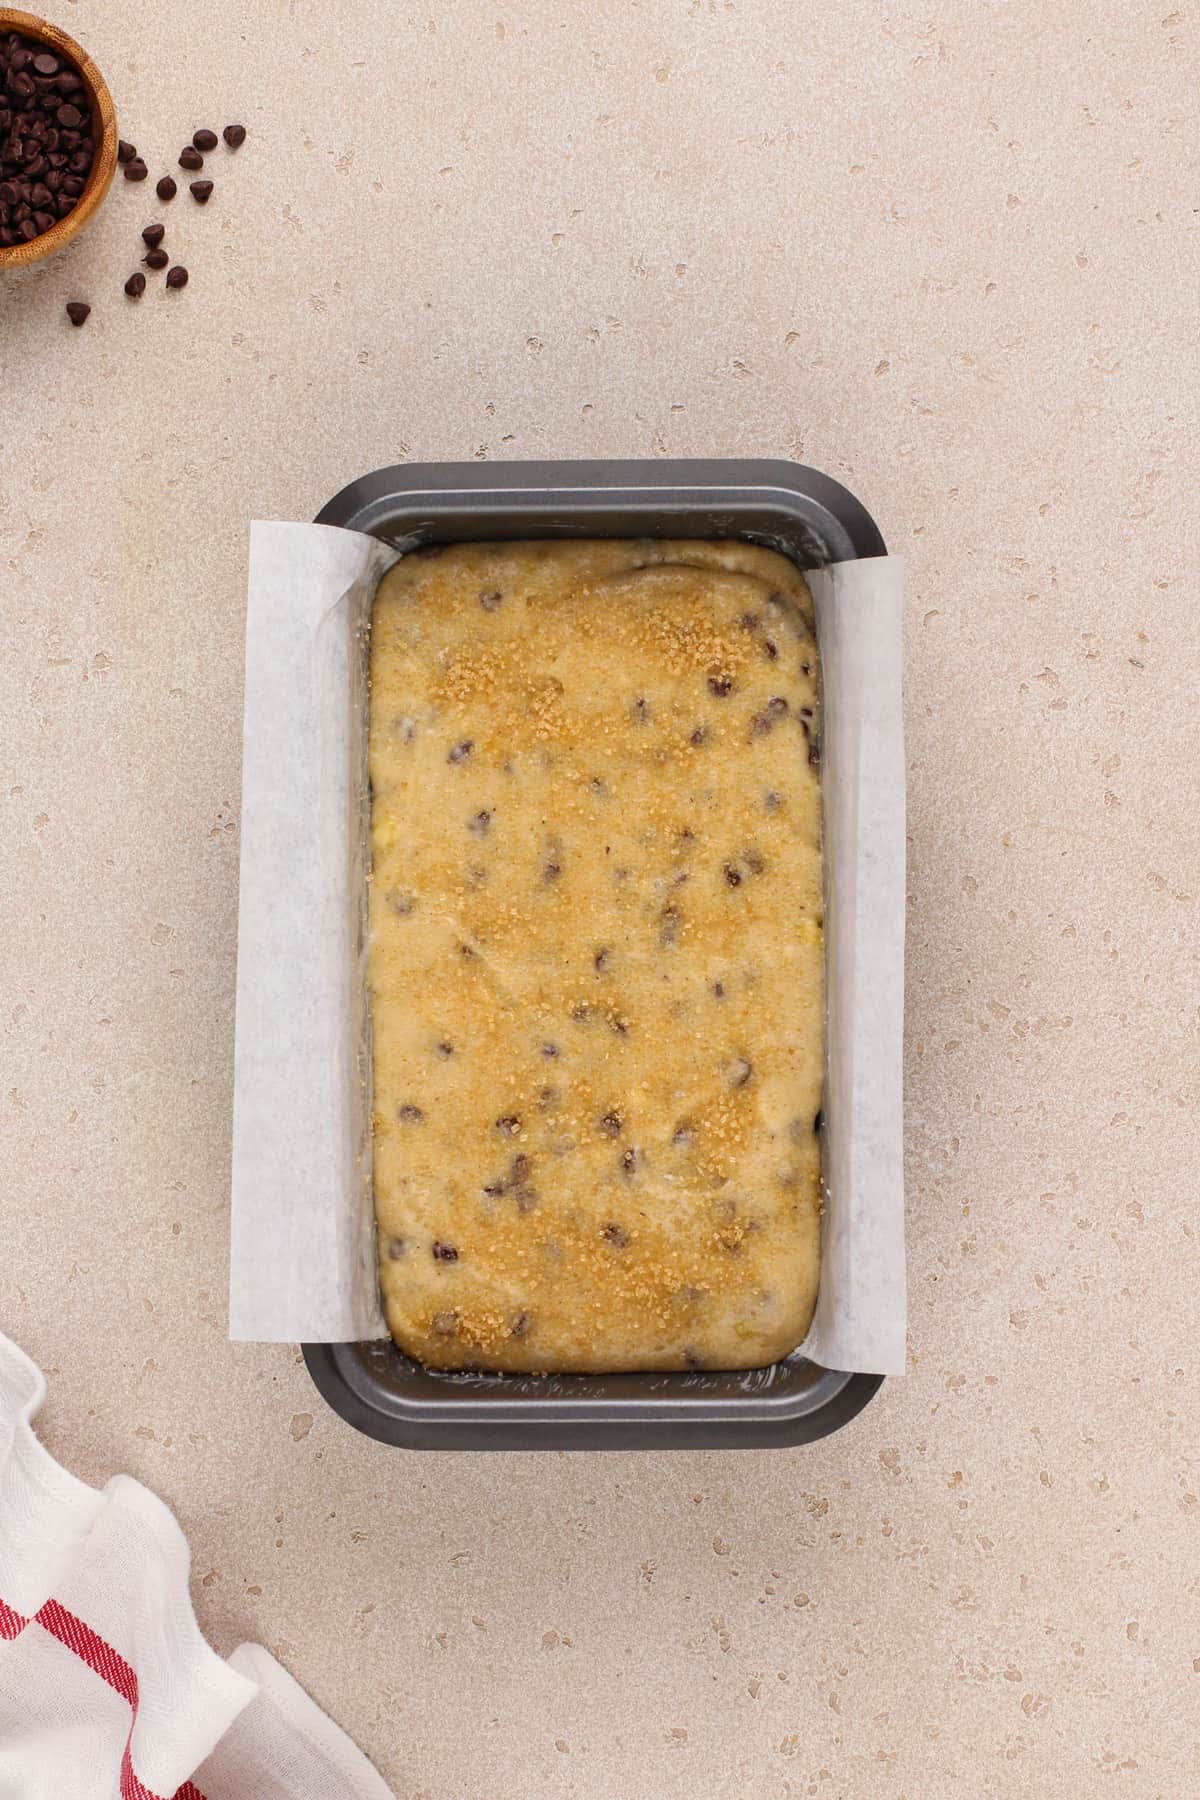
[707,674,734,697]
[570,1002,592,1022]
[386,1237,407,1260]
[447,739,473,764]
[124,158,148,182]
[751,695,790,736]
[602,1222,630,1247]
[764,790,782,812]
[593,946,611,972]
[540,1041,560,1059]
[712,979,726,999]
[143,247,168,270]
[386,889,415,916]
[631,696,651,724]
[179,145,203,170]
[432,1240,458,1261]
[431,1309,458,1334]
[739,612,760,631]
[165,264,189,289]
[192,128,218,152]
[124,271,146,298]
[65,300,89,326]
[141,222,165,246]
[495,1114,521,1137]
[763,638,779,660]
[510,1153,530,1184]
[397,1103,425,1124]
[156,175,177,201]
[683,1348,704,1370]
[435,1039,454,1058]
[672,1121,694,1148]
[744,846,765,876]
[723,862,742,887]
[117,139,136,163]
[814,1108,824,1134]
[32,53,59,78]
[467,808,491,837]
[223,123,246,148]
[808,740,820,767]
[510,1310,531,1337]
[727,1056,754,1088]
[55,103,82,128]
[189,179,213,204]
[599,1111,622,1137]
[620,1147,639,1177]
[479,589,503,611]
[659,902,680,948]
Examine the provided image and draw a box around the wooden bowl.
[0,8,117,270]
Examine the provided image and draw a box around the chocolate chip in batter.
[683,1348,705,1370]
[593,946,611,973]
[542,857,562,883]
[808,740,820,767]
[447,738,474,764]
[386,1236,407,1260]
[397,1103,426,1124]
[495,1114,521,1137]
[479,589,503,611]
[602,1222,630,1247]
[431,1241,458,1261]
[672,1121,694,1148]
[707,674,735,697]
[814,1108,824,1134]
[739,612,760,632]
[540,1041,561,1059]
[386,889,416,916]
[762,638,779,660]
[689,725,708,746]
[468,809,491,836]
[510,1310,532,1337]
[712,979,726,999]
[743,846,765,876]
[435,1039,455,1058]
[620,1146,639,1178]
[726,1056,754,1089]
[723,862,742,888]
[599,1110,622,1137]
[538,1085,558,1109]
[606,1011,629,1037]
[631,696,651,724]
[570,1002,592,1022]
[431,1308,458,1333]
[763,790,783,812]
[751,695,789,736]
[659,902,681,948]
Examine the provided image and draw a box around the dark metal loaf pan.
[304,458,886,1452]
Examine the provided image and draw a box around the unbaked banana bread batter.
[368,539,823,1372]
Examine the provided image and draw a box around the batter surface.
[368,539,823,1372]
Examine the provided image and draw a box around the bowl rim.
[0,6,118,270]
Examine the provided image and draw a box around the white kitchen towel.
[0,1332,392,1800]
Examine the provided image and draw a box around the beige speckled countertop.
[4,3,1199,1795]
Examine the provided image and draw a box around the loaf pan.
[303,458,886,1452]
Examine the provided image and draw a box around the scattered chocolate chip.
[707,674,734,697]
[124,158,149,182]
[192,128,218,152]
[386,1237,407,1260]
[189,178,213,204]
[602,1222,630,1247]
[447,738,474,764]
[538,1085,558,1108]
[65,300,89,326]
[156,175,177,201]
[179,145,203,170]
[144,246,168,269]
[593,946,611,972]
[165,264,189,289]
[141,221,165,246]
[723,862,742,887]
[223,123,246,148]
[727,1056,754,1088]
[599,1111,622,1137]
[495,1114,521,1137]
[479,589,503,611]
[397,1103,425,1124]
[117,139,137,164]
[431,1241,458,1262]
[124,271,146,298]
